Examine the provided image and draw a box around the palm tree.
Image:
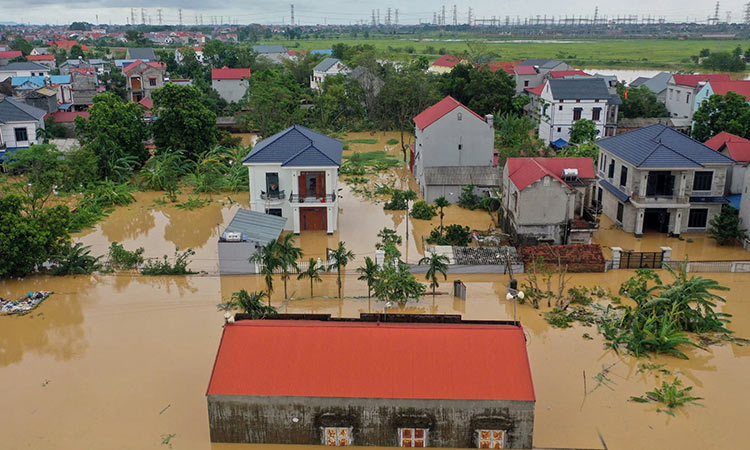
[275,233,303,299]
[356,256,379,299]
[249,240,281,305]
[328,241,355,298]
[419,252,449,302]
[225,289,275,318]
[297,258,324,297]
[434,196,450,234]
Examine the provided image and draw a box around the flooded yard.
[1,132,749,450]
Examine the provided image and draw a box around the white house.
[0,62,50,82]
[693,80,750,117]
[242,125,343,234]
[211,67,250,103]
[310,58,349,90]
[412,95,498,202]
[664,73,730,127]
[0,97,46,154]
[526,78,620,146]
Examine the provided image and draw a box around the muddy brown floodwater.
[1,133,749,449]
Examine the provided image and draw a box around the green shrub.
[410,200,436,220]
[107,241,144,270]
[457,184,482,210]
[141,248,196,275]
[383,189,417,210]
[426,224,471,246]
[386,138,399,145]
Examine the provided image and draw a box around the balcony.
[260,190,285,201]
[289,193,336,204]
[630,193,689,207]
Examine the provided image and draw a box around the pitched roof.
[487,61,520,74]
[514,65,538,75]
[507,157,595,190]
[207,319,535,401]
[431,54,461,67]
[413,95,485,130]
[27,54,55,61]
[519,58,564,69]
[242,125,343,167]
[138,97,153,110]
[548,70,591,78]
[706,80,750,100]
[598,124,735,168]
[0,61,49,71]
[313,57,344,72]
[0,97,47,123]
[49,40,88,51]
[639,71,672,94]
[47,111,89,123]
[524,82,545,96]
[0,50,23,59]
[704,131,750,162]
[223,209,287,245]
[672,73,730,87]
[126,47,157,60]
[252,44,287,54]
[424,166,502,186]
[211,67,251,80]
[123,59,165,74]
[547,78,611,100]
[629,76,650,87]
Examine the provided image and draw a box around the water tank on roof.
[562,168,579,179]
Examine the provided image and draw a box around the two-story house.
[412,96,499,202]
[704,131,750,196]
[242,125,343,234]
[664,74,730,127]
[0,97,46,156]
[513,59,572,93]
[502,157,598,245]
[310,58,349,90]
[596,124,734,237]
[526,78,619,145]
[123,60,166,103]
[211,67,250,103]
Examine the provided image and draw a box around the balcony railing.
[260,190,285,200]
[289,193,337,204]
[631,194,689,204]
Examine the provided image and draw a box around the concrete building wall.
[739,168,750,230]
[71,72,96,106]
[665,80,699,121]
[218,242,259,274]
[0,119,43,148]
[212,79,249,103]
[537,83,608,145]
[727,163,747,195]
[207,394,534,449]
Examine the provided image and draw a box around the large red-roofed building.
[206,314,535,448]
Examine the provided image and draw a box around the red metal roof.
[524,82,545,96]
[49,40,88,51]
[507,157,595,190]
[123,60,165,74]
[705,131,750,162]
[27,54,55,61]
[487,61,520,74]
[706,80,750,100]
[207,320,535,401]
[211,67,251,80]
[514,65,538,75]
[0,50,23,59]
[431,54,461,67]
[47,111,90,123]
[138,98,153,110]
[672,73,730,87]
[413,95,485,130]
[548,70,591,78]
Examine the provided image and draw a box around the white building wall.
[537,83,608,145]
[665,80,699,121]
[212,79,249,103]
[0,119,43,148]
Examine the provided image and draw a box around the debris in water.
[161,433,176,448]
[0,291,52,316]
[159,404,171,415]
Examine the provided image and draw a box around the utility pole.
[291,4,295,26]
[157,9,163,25]
[711,1,720,25]
[130,8,136,27]
[452,5,457,26]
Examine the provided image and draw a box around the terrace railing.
[289,193,337,204]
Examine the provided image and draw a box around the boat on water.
[0,291,52,315]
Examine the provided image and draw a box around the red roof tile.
[706,80,750,100]
[0,50,23,59]
[514,65,538,75]
[49,40,88,51]
[672,73,730,87]
[507,157,595,190]
[705,131,750,162]
[27,54,55,61]
[413,95,485,130]
[548,70,591,78]
[47,111,90,123]
[431,54,461,67]
[138,97,153,109]
[211,67,251,80]
[207,320,535,401]
[488,61,520,74]
[524,82,545,96]
[123,60,165,74]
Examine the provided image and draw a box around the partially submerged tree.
[356,256,379,299]
[434,196,451,234]
[328,241,355,298]
[298,258,324,297]
[275,233,304,300]
[249,241,282,304]
[222,289,275,318]
[419,252,449,301]
[708,205,747,246]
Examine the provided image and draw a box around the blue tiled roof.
[597,124,735,168]
[242,125,343,167]
[11,75,70,87]
[599,179,630,203]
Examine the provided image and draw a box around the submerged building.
[206,314,535,448]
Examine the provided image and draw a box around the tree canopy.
[241,68,309,137]
[569,119,599,144]
[692,92,750,142]
[438,64,517,117]
[618,85,669,119]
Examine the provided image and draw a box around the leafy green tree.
[75,93,150,178]
[4,144,63,216]
[618,85,669,118]
[138,150,193,198]
[60,145,100,191]
[223,289,275,318]
[298,258,325,297]
[282,52,324,86]
[692,92,750,142]
[249,241,282,304]
[152,84,219,161]
[569,119,599,144]
[701,51,746,72]
[275,233,303,299]
[419,253,449,301]
[241,68,308,137]
[51,242,102,275]
[439,63,516,116]
[434,196,450,234]
[494,112,542,162]
[313,74,365,131]
[557,141,599,160]
[708,206,747,246]
[125,30,149,46]
[9,36,32,55]
[98,69,127,100]
[328,241,355,298]
[376,228,403,263]
[373,261,426,305]
[356,256,379,299]
[70,44,84,59]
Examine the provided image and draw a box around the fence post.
[611,247,623,270]
[660,246,672,268]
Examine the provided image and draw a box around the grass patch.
[346,138,379,145]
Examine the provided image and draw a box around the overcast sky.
[1,1,748,26]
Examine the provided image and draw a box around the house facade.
[26,54,57,69]
[629,72,672,103]
[427,55,465,74]
[123,60,166,103]
[310,58,349,90]
[526,78,619,145]
[597,124,734,237]
[693,80,750,117]
[211,67,250,103]
[252,45,288,64]
[704,131,750,195]
[207,314,535,448]
[413,96,497,202]
[0,62,50,81]
[0,97,46,153]
[502,157,598,245]
[513,59,572,93]
[664,74,730,127]
[242,125,343,234]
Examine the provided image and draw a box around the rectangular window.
[576,99,581,103]
[600,154,607,172]
[266,172,279,196]
[323,427,351,446]
[669,88,673,99]
[477,429,505,449]
[523,80,529,87]
[592,108,601,121]
[557,127,561,133]
[266,208,282,217]
[573,108,582,121]
[688,208,708,228]
[400,428,427,447]
[608,160,615,179]
[616,202,624,223]
[149,77,157,86]
[558,105,563,111]
[14,127,28,142]
[595,99,600,103]
[693,171,712,191]
[620,166,628,187]
[458,144,463,150]
[686,92,690,104]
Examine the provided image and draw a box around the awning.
[551,138,568,149]
[599,179,630,203]
[57,103,73,111]
[222,209,287,246]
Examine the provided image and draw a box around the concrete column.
[640,172,648,197]
[678,172,687,198]
[635,209,644,237]
[326,206,334,234]
[672,210,682,236]
[611,247,623,270]
[660,246,672,262]
[293,207,300,234]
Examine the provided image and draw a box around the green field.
[264,36,750,70]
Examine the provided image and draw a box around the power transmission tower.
[178,8,183,26]
[711,1,720,25]
[395,9,399,25]
[141,8,145,25]
[372,10,376,26]
[467,7,473,26]
[745,2,750,24]
[441,5,446,25]
[452,5,457,26]
[157,9,163,25]
[386,8,391,26]
[291,4,295,26]
[593,6,598,25]
[377,9,380,25]
[130,8,136,26]
[433,12,437,24]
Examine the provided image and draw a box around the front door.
[299,171,325,199]
[300,208,327,231]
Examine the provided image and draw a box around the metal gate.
[618,251,664,269]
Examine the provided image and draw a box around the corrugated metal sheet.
[224,209,287,245]
[424,165,502,187]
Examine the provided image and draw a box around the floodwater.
[2,132,750,450]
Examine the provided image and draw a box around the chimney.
[485,114,494,129]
